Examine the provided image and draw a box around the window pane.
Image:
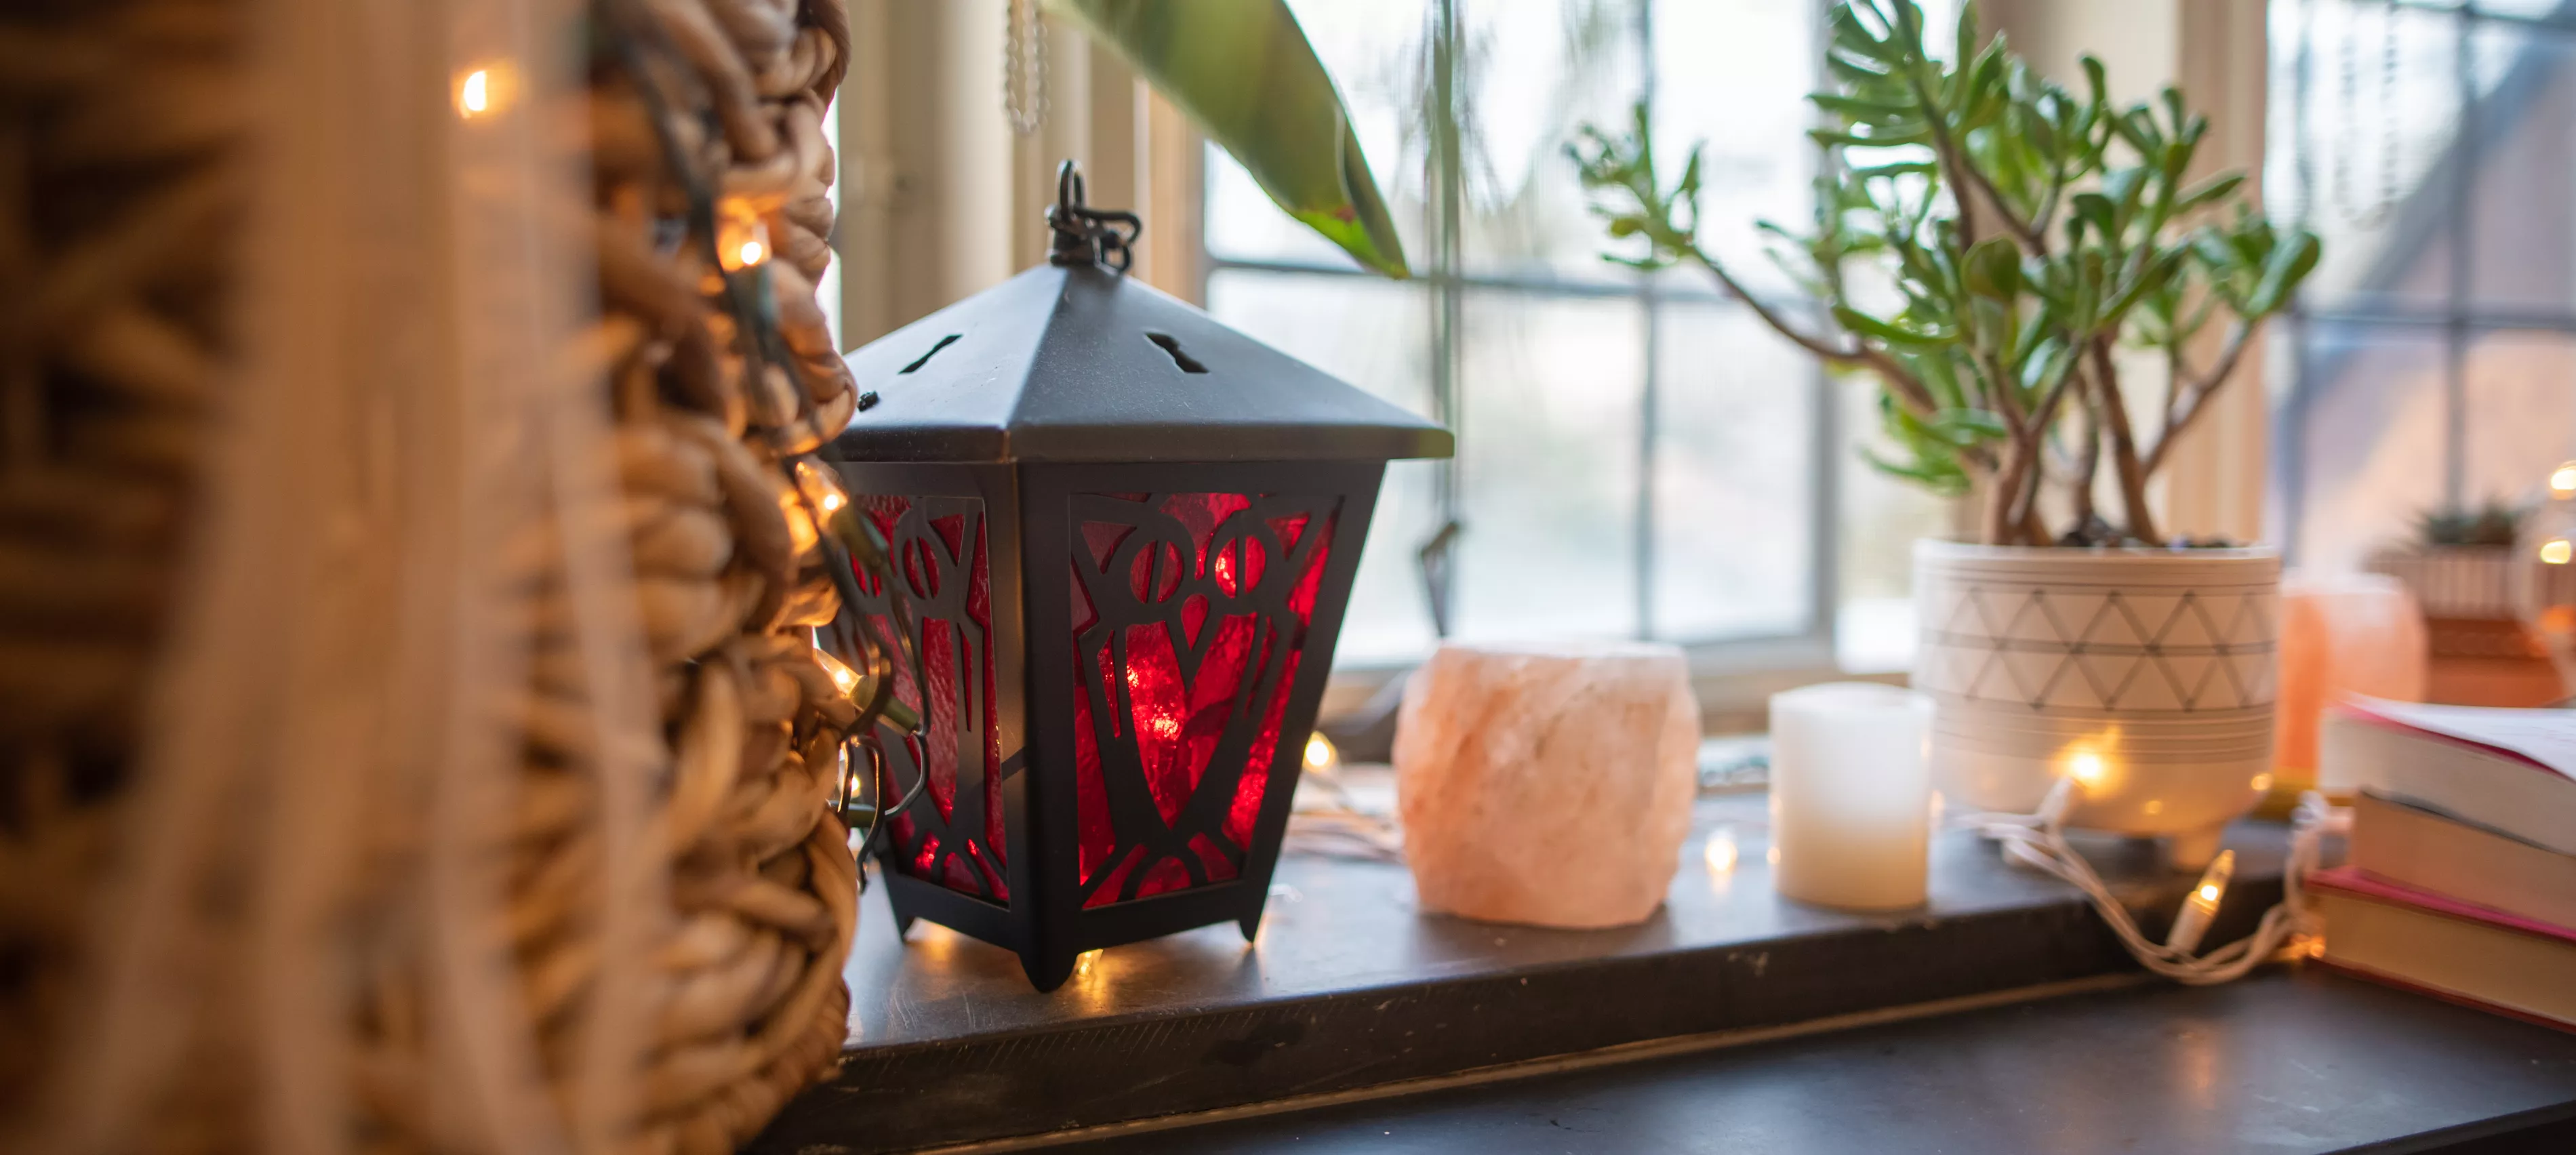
[1203,0,1432,270]
[1454,0,1643,284]
[1205,270,1440,666]
[1840,373,1954,673]
[2467,19,2576,313]
[1646,0,1822,301]
[1453,291,1644,643]
[2278,321,2451,571]
[2268,0,2461,315]
[2465,330,2576,504]
[1648,302,1813,641]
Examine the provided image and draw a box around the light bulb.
[812,645,860,698]
[455,63,512,119]
[2165,849,2235,955]
[2552,461,2576,498]
[794,460,850,518]
[2068,751,2106,791]
[1302,732,1339,775]
[716,198,772,272]
[1074,948,1103,977]
[2543,538,2572,566]
[1704,827,1738,875]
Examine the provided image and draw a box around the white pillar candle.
[1768,683,1934,911]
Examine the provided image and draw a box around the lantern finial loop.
[1046,159,1142,272]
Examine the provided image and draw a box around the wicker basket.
[1,0,869,1151]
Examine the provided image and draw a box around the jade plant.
[2413,500,2528,549]
[1571,0,2318,547]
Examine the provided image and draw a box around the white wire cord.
[1282,763,1405,863]
[1958,782,2350,985]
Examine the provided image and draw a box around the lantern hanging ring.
[1046,160,1140,272]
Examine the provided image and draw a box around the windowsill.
[754,773,2297,1154]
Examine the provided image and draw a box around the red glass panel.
[853,493,1009,904]
[1068,491,1339,908]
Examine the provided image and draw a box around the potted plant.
[2366,500,2574,706]
[1572,0,2318,866]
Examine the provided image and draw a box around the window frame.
[2274,0,2576,561]
[1199,0,1845,679]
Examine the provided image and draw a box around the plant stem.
[1683,248,1946,421]
[2070,387,2101,529]
[2142,321,2251,477]
[2089,336,2162,545]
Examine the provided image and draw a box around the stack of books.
[2312,698,2576,1031]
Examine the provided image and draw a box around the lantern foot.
[1022,948,1076,993]
[1236,913,1262,942]
[893,912,917,939]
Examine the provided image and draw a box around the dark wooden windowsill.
[750,789,2576,1154]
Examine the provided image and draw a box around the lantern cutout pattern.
[824,165,1451,990]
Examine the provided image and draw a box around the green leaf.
[1053,0,1409,277]
[1963,237,2023,300]
[2247,230,2322,315]
[2173,171,2246,214]
[1834,304,1958,347]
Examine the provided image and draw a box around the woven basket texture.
[0,0,866,1152]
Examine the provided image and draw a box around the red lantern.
[822,167,1449,990]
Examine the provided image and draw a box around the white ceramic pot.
[1912,541,2281,869]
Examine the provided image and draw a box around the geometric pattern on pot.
[1914,584,2280,714]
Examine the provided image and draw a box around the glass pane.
[1646,0,1823,302]
[1453,291,1645,643]
[1205,270,1441,666]
[2467,19,2576,313]
[2267,0,2461,314]
[1648,302,1813,642]
[2464,330,2576,505]
[1840,374,1956,673]
[2278,320,2451,571]
[1203,0,1433,270]
[1455,0,1644,284]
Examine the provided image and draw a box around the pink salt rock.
[1393,641,1699,929]
[2274,572,2428,791]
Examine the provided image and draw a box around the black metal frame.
[832,458,1382,991]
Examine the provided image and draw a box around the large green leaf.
[1052,0,1409,277]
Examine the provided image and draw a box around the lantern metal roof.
[830,261,1453,464]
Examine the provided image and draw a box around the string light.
[1073,948,1103,978]
[454,62,514,119]
[2542,538,2573,566]
[1704,826,1739,874]
[717,198,772,272]
[811,644,861,700]
[1960,771,2344,985]
[2552,461,2576,498]
[1302,732,1340,776]
[794,460,851,517]
[2165,849,2235,955]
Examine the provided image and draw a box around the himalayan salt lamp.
[2274,573,2427,794]
[1393,641,1699,929]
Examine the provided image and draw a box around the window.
[1201,0,1954,673]
[2270,0,2576,571]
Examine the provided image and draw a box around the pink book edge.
[2312,866,2576,946]
[2327,700,2571,781]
